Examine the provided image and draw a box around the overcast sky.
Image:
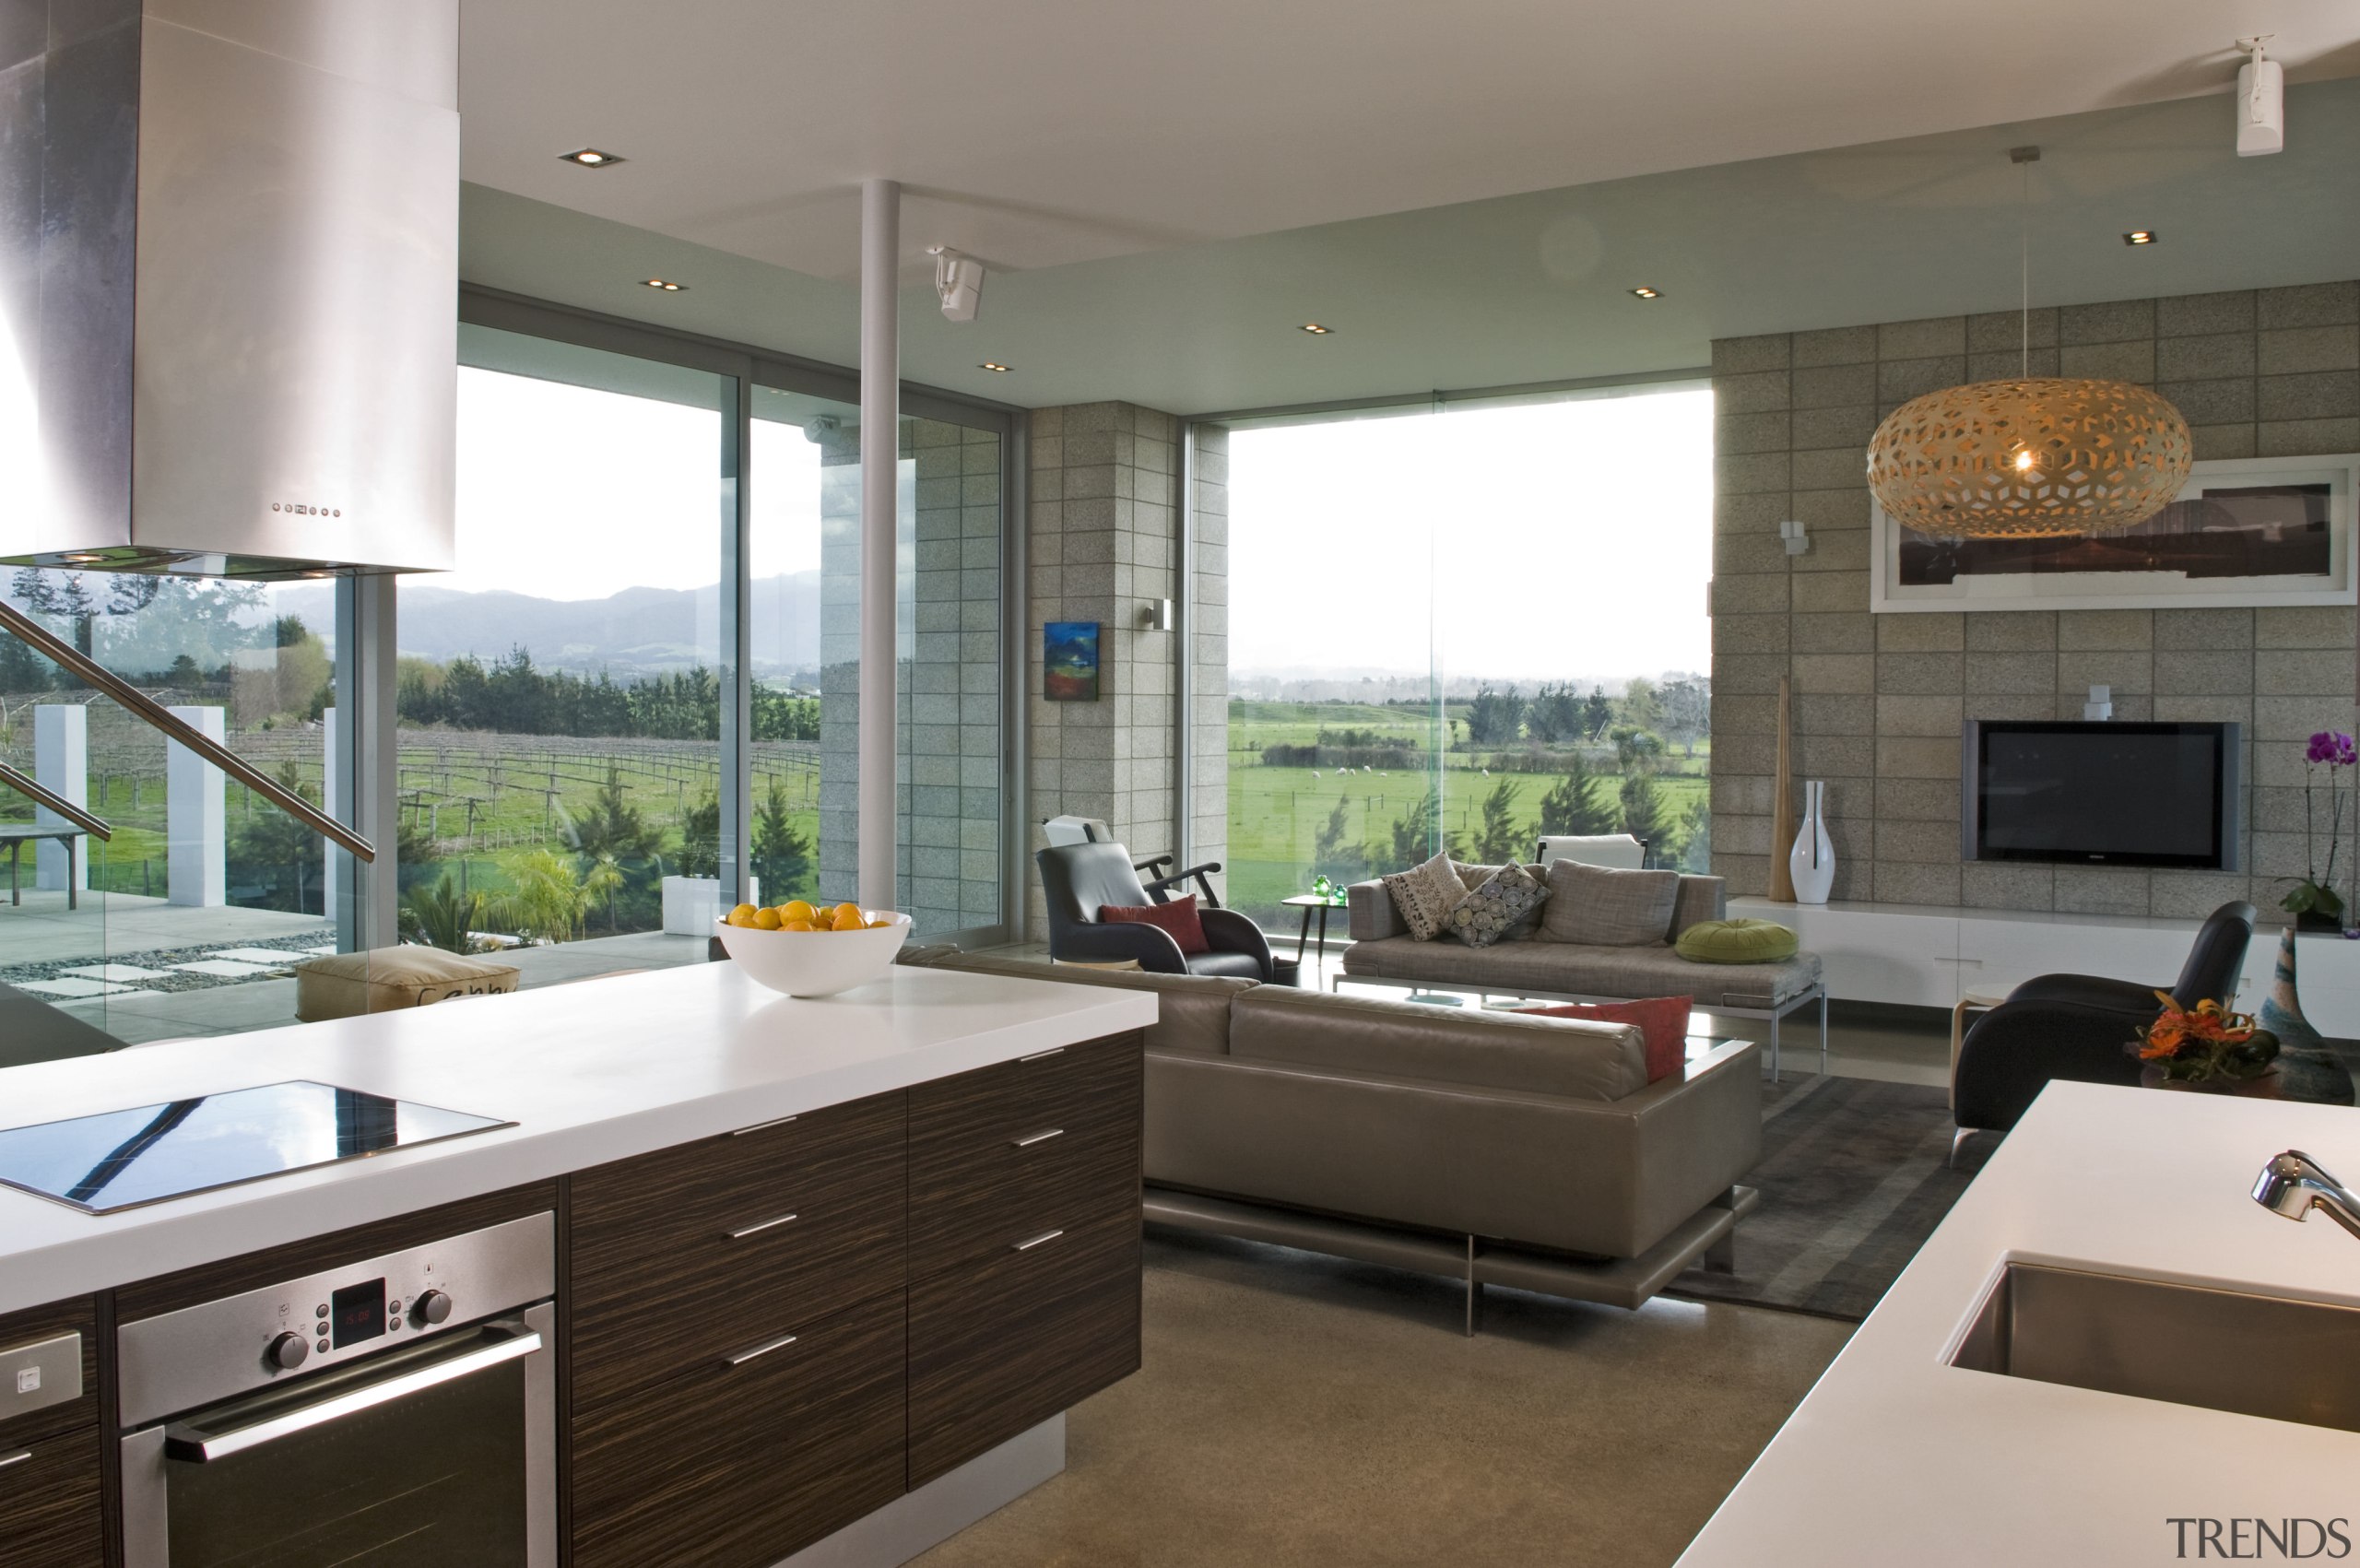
[441,368,826,600]
[1228,389,1713,683]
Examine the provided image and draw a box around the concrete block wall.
[1188,426,1231,904]
[817,418,1004,937]
[1710,280,2360,919]
[1025,401,1185,940]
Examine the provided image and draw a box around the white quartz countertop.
[0,961,1156,1314]
[1676,1080,2360,1566]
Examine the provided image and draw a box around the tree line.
[395,647,820,742]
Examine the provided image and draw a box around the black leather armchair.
[1038,842,1274,980]
[1953,901,2257,1137]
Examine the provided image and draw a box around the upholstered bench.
[294,946,522,1022]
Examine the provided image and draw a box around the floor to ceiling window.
[0,568,353,1047]
[395,326,730,965]
[1215,383,1714,929]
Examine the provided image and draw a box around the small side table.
[1281,893,1350,964]
[1950,984,2013,1113]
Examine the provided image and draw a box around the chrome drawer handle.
[0,1450,29,1472]
[733,1114,799,1137]
[1011,1128,1065,1149]
[1011,1229,1065,1253]
[727,1211,800,1240]
[1019,1047,1066,1063]
[723,1332,798,1368]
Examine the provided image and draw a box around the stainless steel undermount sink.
[1951,1263,2360,1432]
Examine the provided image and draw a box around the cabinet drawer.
[570,1091,907,1411]
[0,1299,96,1452]
[572,1295,907,1568]
[907,1206,1141,1487]
[909,1033,1141,1279]
[0,1426,104,1568]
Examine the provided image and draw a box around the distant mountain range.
[276,574,823,679]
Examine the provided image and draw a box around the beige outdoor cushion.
[1540,862,1681,946]
[295,947,521,1022]
[1380,851,1468,941]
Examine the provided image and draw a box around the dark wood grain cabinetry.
[0,1298,102,1568]
[906,1034,1144,1485]
[572,1294,907,1568]
[0,1427,104,1568]
[569,1092,908,1413]
[569,1029,1144,1565]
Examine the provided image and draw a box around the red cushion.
[1098,895,1210,955]
[1518,996,1693,1083]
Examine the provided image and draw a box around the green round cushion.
[1675,917,1799,964]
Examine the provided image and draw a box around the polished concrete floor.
[914,1231,1853,1568]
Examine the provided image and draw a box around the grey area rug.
[1670,1074,1979,1323]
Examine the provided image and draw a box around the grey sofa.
[898,945,1762,1332]
[1342,866,1827,1078]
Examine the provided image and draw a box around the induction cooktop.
[0,1081,514,1214]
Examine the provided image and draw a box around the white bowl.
[714,911,912,997]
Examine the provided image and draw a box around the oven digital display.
[330,1279,387,1349]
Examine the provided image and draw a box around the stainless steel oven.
[117,1213,557,1568]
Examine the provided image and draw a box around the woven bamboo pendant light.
[1865,147,2192,539]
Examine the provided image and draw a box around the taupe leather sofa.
[898,946,1761,1331]
[1343,867,1828,1078]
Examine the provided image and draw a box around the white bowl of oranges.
[715,900,912,997]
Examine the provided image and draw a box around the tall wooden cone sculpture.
[1768,675,1797,902]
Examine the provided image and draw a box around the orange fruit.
[781,900,816,925]
[783,918,816,933]
[867,917,893,929]
[727,903,758,926]
[752,906,783,930]
[832,902,864,928]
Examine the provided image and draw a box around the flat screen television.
[1961,720,2241,870]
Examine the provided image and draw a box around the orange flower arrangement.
[2130,992,2280,1084]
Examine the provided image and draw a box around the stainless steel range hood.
[1,0,458,580]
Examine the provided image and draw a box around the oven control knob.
[266,1332,311,1371]
[411,1290,453,1326]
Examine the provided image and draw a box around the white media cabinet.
[1730,897,2360,1038]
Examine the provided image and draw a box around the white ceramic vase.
[1788,780,1835,904]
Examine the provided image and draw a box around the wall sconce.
[1141,599,1174,632]
[1779,520,1810,556]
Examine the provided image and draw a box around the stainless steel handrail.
[0,600,374,862]
[0,759,113,840]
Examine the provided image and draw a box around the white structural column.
[166,704,227,907]
[858,178,901,911]
[33,703,88,891]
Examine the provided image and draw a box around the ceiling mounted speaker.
[1866,378,2194,538]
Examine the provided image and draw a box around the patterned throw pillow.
[1456,861,1550,939]
[1380,851,1469,942]
[1444,863,1551,949]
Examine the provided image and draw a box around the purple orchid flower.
[2307,731,2356,767]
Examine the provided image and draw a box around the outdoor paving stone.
[172,960,285,977]
[58,963,171,981]
[18,977,138,998]
[210,948,316,964]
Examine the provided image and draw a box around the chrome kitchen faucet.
[2253,1150,2360,1241]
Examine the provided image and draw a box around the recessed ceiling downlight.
[642,278,686,292]
[560,148,625,168]
[980,362,1011,372]
[1299,323,1332,335]
[1631,286,1662,300]
[2123,230,2158,245]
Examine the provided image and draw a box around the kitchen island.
[0,959,1156,1568]
[1676,1079,2360,1566]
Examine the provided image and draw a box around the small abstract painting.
[1044,621,1101,701]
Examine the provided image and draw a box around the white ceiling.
[459,77,2360,413]
[462,0,2358,282]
